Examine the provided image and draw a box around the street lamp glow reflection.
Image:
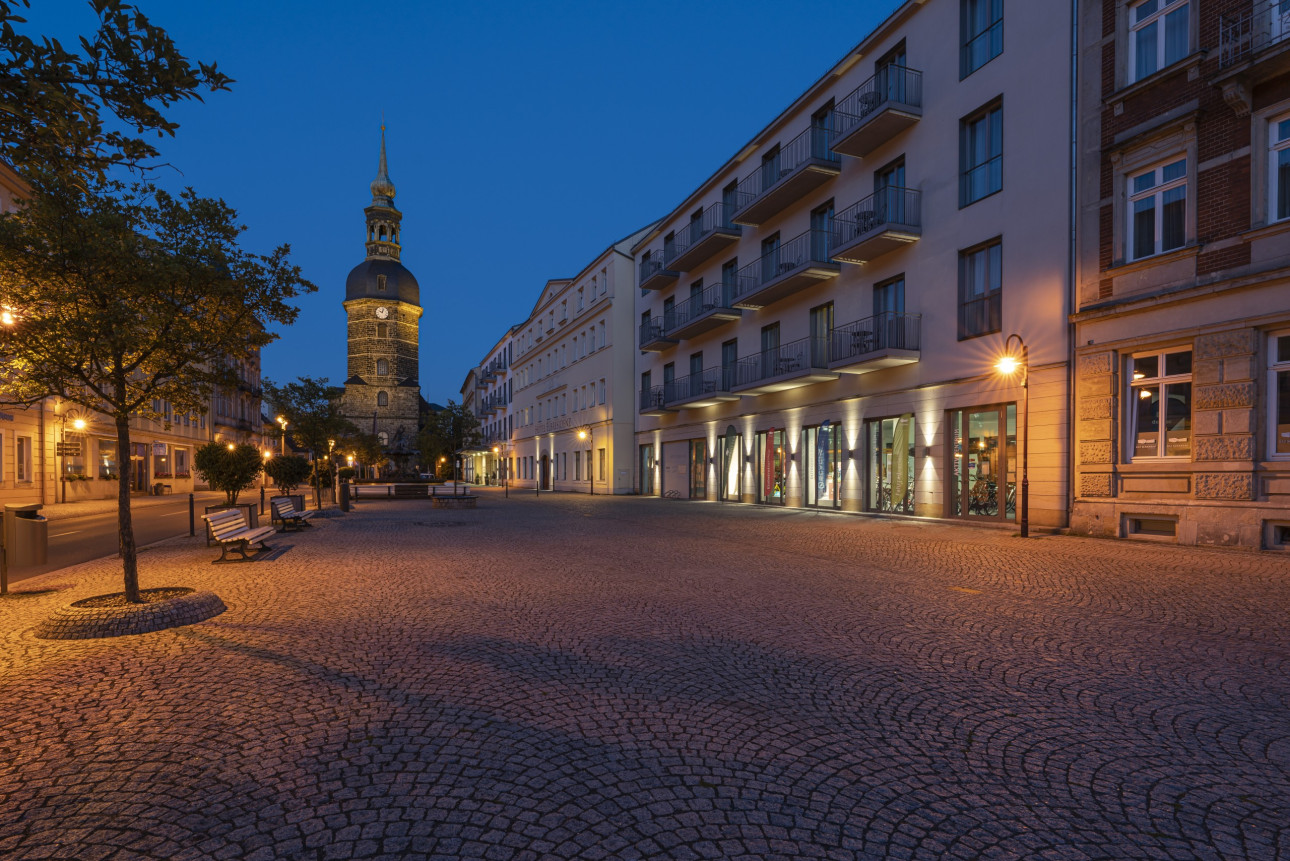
[995,355,1020,376]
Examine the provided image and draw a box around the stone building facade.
[1072,0,1290,549]
[341,130,423,452]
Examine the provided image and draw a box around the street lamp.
[276,415,288,456]
[328,439,336,501]
[995,334,1029,538]
[577,427,594,495]
[260,448,271,513]
[492,445,500,490]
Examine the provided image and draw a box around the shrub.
[194,442,263,505]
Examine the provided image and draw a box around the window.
[376,359,389,376]
[1271,333,1290,457]
[599,269,607,294]
[598,321,606,348]
[98,439,118,479]
[959,238,1002,339]
[1129,0,1188,83]
[575,450,582,481]
[1128,157,1187,260]
[962,0,1003,77]
[874,275,905,317]
[1129,349,1192,459]
[961,100,1002,205]
[17,435,31,481]
[577,288,584,311]
[376,274,387,292]
[376,322,387,339]
[1271,115,1290,224]
[598,448,606,481]
[377,391,388,407]
[599,378,606,404]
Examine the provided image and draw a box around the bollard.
[340,480,350,512]
[260,485,266,515]
[188,493,195,537]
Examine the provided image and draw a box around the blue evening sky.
[26,1,895,405]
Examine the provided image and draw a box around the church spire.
[364,125,401,261]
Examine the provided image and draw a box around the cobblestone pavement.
[1,492,1288,860]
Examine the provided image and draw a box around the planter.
[35,588,225,640]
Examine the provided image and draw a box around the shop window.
[805,422,844,509]
[717,431,742,502]
[948,404,1017,520]
[1128,349,1192,459]
[868,415,916,513]
[689,439,708,499]
[756,428,787,505]
[1270,332,1290,457]
[98,439,119,479]
[174,448,189,478]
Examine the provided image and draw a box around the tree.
[335,430,383,476]
[194,442,262,505]
[262,377,358,510]
[0,0,231,180]
[0,174,314,602]
[416,400,481,479]
[264,455,310,496]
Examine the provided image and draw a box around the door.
[689,439,707,499]
[810,303,833,367]
[868,414,916,513]
[876,160,906,225]
[721,339,738,390]
[760,146,781,192]
[760,324,780,379]
[540,454,551,490]
[948,405,1016,520]
[810,202,834,261]
[878,43,907,104]
[719,429,742,502]
[805,423,842,508]
[873,277,905,348]
[761,234,781,283]
[640,444,655,495]
[131,443,148,492]
[757,429,786,505]
[689,352,704,398]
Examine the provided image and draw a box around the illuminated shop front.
[867,414,915,514]
[804,421,843,509]
[755,428,786,505]
[948,404,1016,521]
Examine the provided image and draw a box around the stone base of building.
[1071,499,1290,551]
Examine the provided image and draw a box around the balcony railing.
[664,202,742,272]
[828,312,921,375]
[732,335,838,395]
[639,255,679,291]
[831,187,922,265]
[639,386,674,415]
[832,65,923,159]
[731,228,840,311]
[663,281,742,341]
[1220,1,1290,67]
[662,367,742,409]
[639,316,677,352]
[731,125,840,226]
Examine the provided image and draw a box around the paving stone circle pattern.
[1,492,1288,860]
[33,588,226,641]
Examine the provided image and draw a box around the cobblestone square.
[1,492,1288,860]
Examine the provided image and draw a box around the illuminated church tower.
[341,128,423,451]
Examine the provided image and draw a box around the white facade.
[633,0,1073,527]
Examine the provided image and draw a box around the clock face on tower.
[375,306,389,319]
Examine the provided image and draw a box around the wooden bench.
[430,495,477,509]
[272,497,318,533]
[202,508,275,563]
[393,485,429,498]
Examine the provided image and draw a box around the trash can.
[4,503,47,567]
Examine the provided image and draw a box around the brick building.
[1073,0,1290,548]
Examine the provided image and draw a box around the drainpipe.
[39,397,47,503]
[1066,0,1080,528]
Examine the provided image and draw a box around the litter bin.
[4,503,48,567]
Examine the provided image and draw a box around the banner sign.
[152,442,168,456]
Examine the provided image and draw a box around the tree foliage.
[0,0,231,180]
[264,454,310,495]
[193,441,262,505]
[262,377,358,509]
[415,401,481,472]
[0,174,314,600]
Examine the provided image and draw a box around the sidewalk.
[41,490,235,521]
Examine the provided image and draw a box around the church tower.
[341,128,423,452]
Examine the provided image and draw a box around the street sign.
[56,442,81,457]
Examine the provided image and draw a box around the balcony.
[731,126,840,226]
[663,282,742,341]
[828,312,921,375]
[639,255,679,291]
[730,229,840,311]
[664,203,742,272]
[831,65,922,159]
[663,367,741,409]
[831,187,921,265]
[482,366,497,383]
[639,317,678,352]
[1220,2,1290,68]
[639,386,675,416]
[731,336,838,396]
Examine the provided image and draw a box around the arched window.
[376,322,387,339]
[377,391,388,407]
[376,359,388,375]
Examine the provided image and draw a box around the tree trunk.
[116,414,141,603]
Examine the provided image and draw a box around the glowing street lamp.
[275,415,288,456]
[994,334,1029,538]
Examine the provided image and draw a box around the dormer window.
[377,275,387,292]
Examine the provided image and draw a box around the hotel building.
[632,0,1075,528]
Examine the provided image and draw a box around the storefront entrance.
[540,454,551,490]
[804,422,843,508]
[947,404,1016,521]
[689,439,707,499]
[718,430,742,502]
[755,429,786,505]
[868,414,915,513]
[131,443,148,492]
[639,444,655,495]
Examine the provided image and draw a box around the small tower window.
[377,391,388,407]
[378,226,387,240]
[376,322,388,339]
[376,359,388,376]
[377,275,387,292]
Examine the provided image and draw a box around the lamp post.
[276,415,288,456]
[492,445,500,491]
[260,449,271,514]
[577,427,594,495]
[995,334,1029,538]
